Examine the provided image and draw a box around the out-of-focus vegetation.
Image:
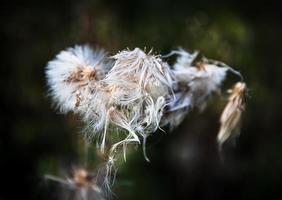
[1,0,282,199]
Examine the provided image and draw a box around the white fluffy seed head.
[46,45,112,113]
[105,48,174,129]
[163,49,229,128]
[105,48,174,100]
[172,51,228,108]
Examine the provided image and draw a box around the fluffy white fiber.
[101,48,174,153]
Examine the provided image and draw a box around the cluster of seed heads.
[45,45,247,199]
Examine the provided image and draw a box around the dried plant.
[45,45,247,199]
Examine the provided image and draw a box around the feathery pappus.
[46,45,113,113]
[217,82,247,146]
[46,46,174,156]
[97,48,174,155]
[162,49,240,128]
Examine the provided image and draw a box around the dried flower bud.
[217,82,247,145]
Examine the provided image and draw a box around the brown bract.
[195,61,206,71]
[66,66,96,83]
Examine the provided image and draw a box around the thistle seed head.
[46,45,112,113]
[162,49,230,128]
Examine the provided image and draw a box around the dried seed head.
[217,82,247,145]
[45,45,248,197]
[105,48,174,100]
[46,45,112,113]
[95,48,175,154]
[187,62,228,109]
[163,49,230,128]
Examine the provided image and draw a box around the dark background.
[1,0,282,199]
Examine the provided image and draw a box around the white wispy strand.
[46,45,112,113]
[161,92,193,129]
[81,87,112,141]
